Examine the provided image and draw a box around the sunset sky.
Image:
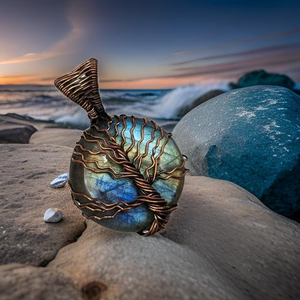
[0,0,299,89]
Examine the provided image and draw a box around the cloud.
[99,47,300,89]
[172,51,189,56]
[0,8,84,65]
[171,43,300,66]
[171,29,300,56]
[173,50,300,76]
[0,74,44,85]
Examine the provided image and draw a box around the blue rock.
[50,173,69,188]
[173,86,300,216]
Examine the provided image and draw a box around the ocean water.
[0,83,229,129]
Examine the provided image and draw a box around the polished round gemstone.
[69,116,185,233]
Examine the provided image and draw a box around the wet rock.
[0,125,37,143]
[173,86,300,216]
[229,70,295,89]
[0,113,59,144]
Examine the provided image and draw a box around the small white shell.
[44,208,63,223]
[50,173,68,188]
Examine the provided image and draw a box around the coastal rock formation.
[0,125,37,143]
[0,113,58,144]
[48,220,243,300]
[173,86,300,216]
[0,144,85,266]
[1,144,300,299]
[164,176,300,300]
[229,70,295,89]
[30,128,82,148]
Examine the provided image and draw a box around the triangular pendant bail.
[54,58,109,121]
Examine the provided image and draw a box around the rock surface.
[1,144,300,300]
[49,221,244,300]
[0,264,81,300]
[0,123,37,144]
[30,128,82,148]
[164,176,300,300]
[173,86,300,216]
[0,113,60,144]
[230,70,295,89]
[0,144,85,266]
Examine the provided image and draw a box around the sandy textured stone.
[164,176,300,300]
[0,264,81,300]
[49,220,245,300]
[1,143,300,300]
[30,128,82,148]
[0,144,85,266]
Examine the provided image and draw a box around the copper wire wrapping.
[54,58,110,121]
[54,58,188,236]
[70,115,187,236]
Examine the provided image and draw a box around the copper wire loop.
[54,58,188,236]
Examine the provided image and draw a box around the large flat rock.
[164,176,300,300]
[1,144,300,299]
[0,264,81,300]
[0,144,85,266]
[30,128,82,148]
[48,221,244,300]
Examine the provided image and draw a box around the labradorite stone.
[69,116,185,233]
[173,86,300,217]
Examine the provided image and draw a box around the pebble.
[50,173,68,188]
[44,208,63,223]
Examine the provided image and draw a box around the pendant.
[54,58,188,236]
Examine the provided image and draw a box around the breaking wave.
[0,82,229,128]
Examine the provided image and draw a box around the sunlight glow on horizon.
[0,0,299,89]
[0,74,216,89]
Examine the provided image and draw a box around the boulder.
[164,176,300,300]
[0,125,37,143]
[0,144,85,266]
[229,70,295,89]
[172,86,300,216]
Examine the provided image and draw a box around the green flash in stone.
[54,58,188,236]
